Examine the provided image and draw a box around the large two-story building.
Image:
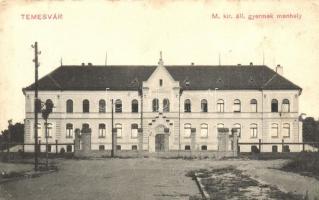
[23,57,302,153]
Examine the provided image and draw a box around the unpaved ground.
[0,158,318,200]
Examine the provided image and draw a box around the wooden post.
[73,140,76,152]
[55,140,58,155]
[302,143,305,152]
[38,140,41,153]
[282,139,284,152]
[258,139,261,153]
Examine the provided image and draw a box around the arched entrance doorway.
[155,134,165,152]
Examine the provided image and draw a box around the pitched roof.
[23,65,301,91]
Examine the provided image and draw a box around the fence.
[238,139,319,153]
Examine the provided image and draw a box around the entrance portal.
[155,134,165,152]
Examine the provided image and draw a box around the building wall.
[23,66,302,152]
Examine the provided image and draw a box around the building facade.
[23,58,302,153]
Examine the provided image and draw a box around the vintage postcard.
[0,0,319,199]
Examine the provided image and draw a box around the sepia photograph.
[0,0,319,199]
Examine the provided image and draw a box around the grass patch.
[281,152,319,180]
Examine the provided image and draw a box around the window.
[66,99,73,113]
[159,79,163,86]
[115,99,122,113]
[272,145,278,153]
[184,99,191,112]
[48,145,52,153]
[35,99,42,113]
[185,145,191,150]
[46,99,54,112]
[283,145,290,152]
[36,123,41,138]
[131,124,138,138]
[67,145,72,152]
[282,99,290,112]
[271,123,279,137]
[250,124,258,138]
[200,124,208,138]
[46,123,53,138]
[282,123,290,138]
[152,99,159,112]
[217,99,224,112]
[116,124,122,138]
[233,124,241,137]
[82,123,90,132]
[116,145,121,150]
[250,99,257,112]
[251,146,259,153]
[66,123,73,138]
[201,145,207,151]
[201,99,208,112]
[83,99,90,113]
[217,123,224,129]
[131,99,138,113]
[163,99,170,112]
[99,145,105,151]
[234,99,241,112]
[98,124,106,138]
[184,123,191,138]
[132,145,138,150]
[99,99,106,113]
[271,99,278,112]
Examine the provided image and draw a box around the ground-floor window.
[185,145,191,150]
[272,145,278,153]
[47,145,52,153]
[99,145,105,151]
[201,145,207,151]
[132,145,137,150]
[116,145,121,150]
[283,145,290,152]
[251,145,259,153]
[67,145,72,152]
[99,124,106,138]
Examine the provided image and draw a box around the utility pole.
[32,42,40,171]
[111,99,115,157]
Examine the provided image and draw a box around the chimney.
[249,62,253,66]
[81,63,85,66]
[237,63,241,66]
[191,62,194,66]
[275,64,283,76]
[88,63,92,66]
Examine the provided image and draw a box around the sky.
[0,0,319,131]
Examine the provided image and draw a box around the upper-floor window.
[131,123,138,138]
[66,123,73,138]
[217,99,224,112]
[250,99,257,112]
[163,99,170,112]
[152,98,159,112]
[115,99,122,113]
[116,123,122,138]
[99,99,106,113]
[46,123,53,138]
[184,123,191,137]
[159,79,163,87]
[201,99,208,112]
[83,99,90,113]
[282,99,290,112]
[271,99,278,112]
[98,123,106,138]
[250,123,258,138]
[233,99,241,112]
[82,123,90,132]
[184,99,191,112]
[233,123,241,137]
[200,123,208,138]
[282,123,290,138]
[271,123,279,137]
[66,99,73,113]
[132,99,138,113]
